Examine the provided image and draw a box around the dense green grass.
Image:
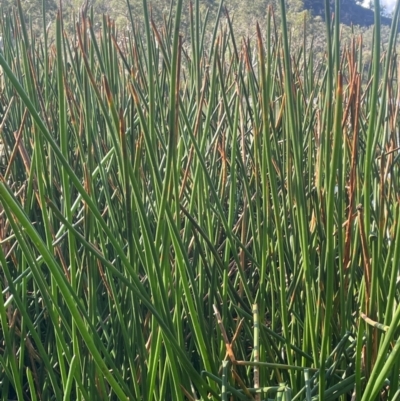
[0,0,400,399]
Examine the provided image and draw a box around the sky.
[362,0,397,13]
[379,0,396,12]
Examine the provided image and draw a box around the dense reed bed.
[0,0,400,399]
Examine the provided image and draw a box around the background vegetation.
[0,0,395,55]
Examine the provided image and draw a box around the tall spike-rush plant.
[1,0,400,399]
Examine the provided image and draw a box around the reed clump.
[0,0,399,400]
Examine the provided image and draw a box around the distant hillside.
[304,0,394,28]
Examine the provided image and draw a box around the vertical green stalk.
[253,304,260,399]
[56,11,80,394]
[319,72,343,399]
[278,0,317,368]
[256,22,294,387]
[363,0,381,235]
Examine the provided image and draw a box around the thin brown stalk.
[343,73,361,274]
[213,304,236,363]
[4,107,29,180]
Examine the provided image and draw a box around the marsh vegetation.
[0,0,400,400]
